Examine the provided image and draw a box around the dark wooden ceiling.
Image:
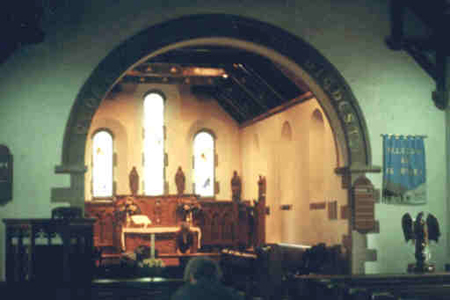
[122,46,312,125]
[386,0,450,109]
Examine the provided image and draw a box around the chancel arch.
[52,14,377,273]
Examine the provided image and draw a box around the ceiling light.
[184,67,226,77]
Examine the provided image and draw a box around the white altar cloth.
[121,226,202,251]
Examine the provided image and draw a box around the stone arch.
[51,13,374,213]
[50,13,378,274]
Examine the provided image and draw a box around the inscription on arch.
[302,59,367,163]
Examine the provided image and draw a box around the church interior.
[1,0,450,299]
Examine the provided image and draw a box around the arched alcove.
[253,134,260,152]
[309,109,325,200]
[281,121,293,141]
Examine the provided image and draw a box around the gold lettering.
[304,60,316,71]
[347,127,360,136]
[314,67,326,77]
[304,60,325,78]
[331,89,343,101]
[323,77,334,90]
[344,113,355,124]
[84,97,101,109]
[348,138,361,151]
[338,101,351,111]
[74,120,90,134]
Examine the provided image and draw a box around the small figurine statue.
[175,166,186,195]
[231,170,241,202]
[402,212,440,273]
[129,166,139,196]
[258,175,266,199]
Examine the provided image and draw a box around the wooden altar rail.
[85,195,266,255]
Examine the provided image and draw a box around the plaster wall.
[0,0,446,279]
[86,83,241,200]
[240,99,348,246]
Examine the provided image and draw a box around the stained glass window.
[144,92,165,195]
[194,131,215,197]
[92,130,113,197]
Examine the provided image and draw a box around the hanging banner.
[382,135,426,205]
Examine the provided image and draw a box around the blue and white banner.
[382,135,426,205]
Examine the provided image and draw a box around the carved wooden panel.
[85,195,257,252]
[85,203,116,248]
[328,201,338,220]
[310,202,326,210]
[352,176,376,233]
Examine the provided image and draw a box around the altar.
[121,226,202,252]
[85,193,267,256]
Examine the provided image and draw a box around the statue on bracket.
[129,166,139,196]
[231,170,242,202]
[175,166,186,195]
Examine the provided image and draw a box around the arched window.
[92,130,113,198]
[193,131,215,197]
[143,92,165,195]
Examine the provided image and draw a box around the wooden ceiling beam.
[131,63,226,78]
[239,63,287,104]
[121,75,217,85]
[229,74,269,111]
[214,89,249,121]
[240,92,314,128]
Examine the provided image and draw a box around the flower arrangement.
[138,257,165,268]
[138,257,165,277]
[176,201,202,222]
[115,197,141,224]
[120,245,165,278]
